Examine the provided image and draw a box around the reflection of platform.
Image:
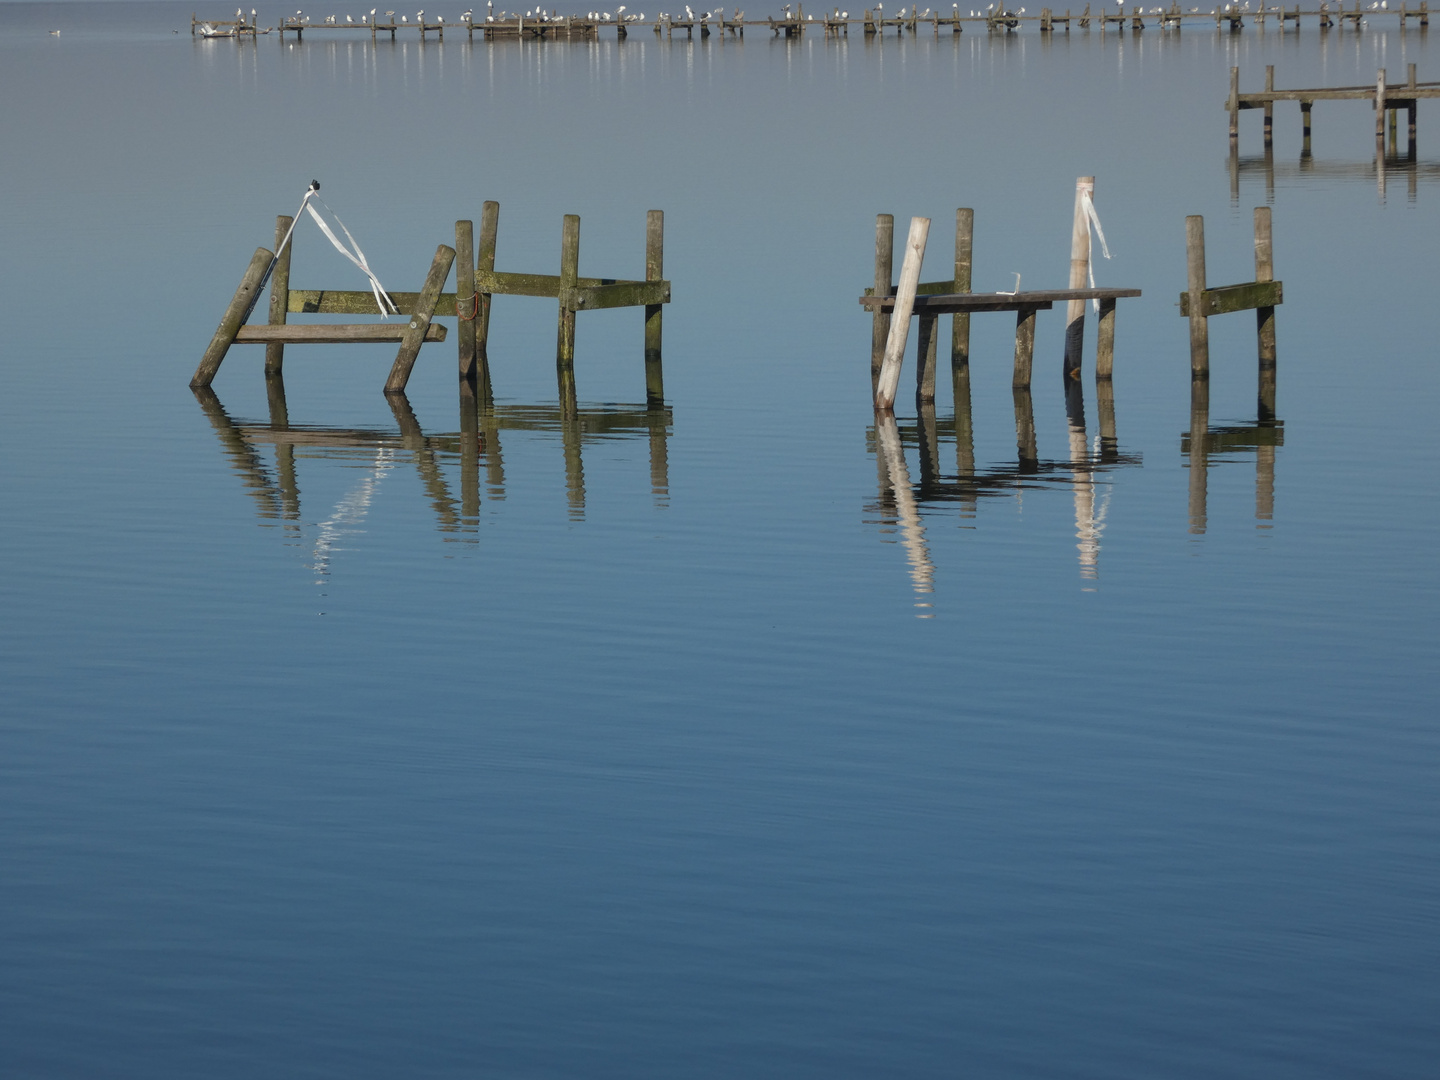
[1182,380,1282,534]
[194,378,671,576]
[1229,150,1440,202]
[865,379,1145,610]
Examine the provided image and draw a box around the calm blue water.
[2,4,1437,1076]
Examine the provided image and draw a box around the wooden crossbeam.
[1179,281,1283,317]
[234,324,447,344]
[861,287,1141,313]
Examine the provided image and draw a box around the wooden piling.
[1376,68,1387,144]
[872,214,895,393]
[456,219,476,379]
[645,209,665,408]
[1185,215,1209,378]
[874,216,930,411]
[1095,296,1117,378]
[1263,65,1275,147]
[1301,100,1313,153]
[1254,206,1277,418]
[952,208,973,375]
[1013,388,1039,469]
[1229,66,1241,142]
[386,243,456,394]
[556,214,581,412]
[1063,176,1093,380]
[192,247,274,388]
[916,315,938,401]
[265,215,293,377]
[476,201,499,368]
[1013,306,1039,387]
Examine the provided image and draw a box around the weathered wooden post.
[874,216,930,411]
[192,247,273,388]
[476,201,499,368]
[1095,297,1117,378]
[265,215,294,377]
[1301,100,1313,154]
[1014,306,1040,387]
[456,219,476,379]
[952,208,973,376]
[556,214,581,412]
[1013,388,1038,469]
[1408,63,1419,156]
[1229,66,1240,143]
[1063,176,1094,379]
[871,214,895,394]
[386,244,456,393]
[916,314,938,402]
[1185,215,1209,378]
[1254,206,1277,418]
[1376,67,1388,146]
[645,209,665,408]
[1263,65,1275,147]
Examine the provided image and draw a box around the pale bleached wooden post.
[265,215,293,377]
[456,219,476,379]
[1254,206,1277,418]
[192,247,273,388]
[1063,176,1093,379]
[1185,215,1209,379]
[386,244,456,393]
[871,214,895,394]
[874,216,930,411]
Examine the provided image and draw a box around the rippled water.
[2,4,1438,1076]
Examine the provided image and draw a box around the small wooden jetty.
[861,195,1141,411]
[1181,207,1281,419]
[193,203,670,410]
[192,1,1433,42]
[1228,64,1438,156]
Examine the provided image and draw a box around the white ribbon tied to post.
[1080,187,1111,314]
[274,182,399,317]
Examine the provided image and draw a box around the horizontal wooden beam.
[861,287,1140,314]
[562,280,671,310]
[1179,281,1283,317]
[233,323,448,344]
[475,270,631,298]
[289,290,457,315]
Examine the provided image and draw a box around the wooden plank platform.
[234,323,448,344]
[860,287,1141,314]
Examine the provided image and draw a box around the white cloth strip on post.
[304,195,398,316]
[1080,188,1112,314]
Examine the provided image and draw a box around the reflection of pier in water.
[194,377,671,573]
[867,375,1143,611]
[1230,148,1440,203]
[1183,380,1282,535]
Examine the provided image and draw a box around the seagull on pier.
[685,3,694,16]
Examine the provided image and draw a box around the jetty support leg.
[1013,306,1039,388]
[557,214,580,413]
[476,201,498,375]
[1253,206,1277,419]
[875,216,931,411]
[265,216,293,376]
[192,247,273,388]
[1263,65,1275,147]
[386,244,456,394]
[456,219,476,379]
[1229,66,1241,144]
[952,208,973,376]
[1096,297,1117,379]
[645,209,665,409]
[871,214,895,394]
[1186,215,1209,379]
[1301,100,1313,154]
[916,315,938,402]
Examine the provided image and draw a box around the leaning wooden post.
[1063,176,1093,379]
[456,219,476,379]
[556,214,581,411]
[386,244,456,394]
[192,247,273,388]
[476,201,499,366]
[1185,215,1209,378]
[874,216,930,411]
[265,215,294,377]
[871,214,895,394]
[645,209,665,408]
[952,208,973,375]
[1253,206,1277,418]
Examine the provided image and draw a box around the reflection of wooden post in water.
[191,386,287,522]
[561,415,586,518]
[647,410,670,507]
[1013,387,1039,471]
[952,362,977,518]
[871,214,895,395]
[1256,443,1275,527]
[873,410,935,614]
[1066,384,1100,582]
[265,215,293,377]
[388,393,463,532]
[1096,377,1118,463]
[645,210,666,408]
[265,374,301,524]
[1229,141,1240,204]
[480,406,505,500]
[1254,207,1278,420]
[458,378,481,527]
[556,214,581,417]
[952,208,973,377]
[1187,378,1210,534]
[916,398,942,490]
[1063,176,1094,380]
[476,200,499,383]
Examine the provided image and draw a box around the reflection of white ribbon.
[275,184,398,317]
[1080,188,1112,313]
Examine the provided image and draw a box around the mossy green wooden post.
[871,214,894,394]
[476,201,499,367]
[386,244,456,394]
[456,219,476,379]
[951,208,973,377]
[556,215,580,414]
[645,210,665,408]
[265,215,293,376]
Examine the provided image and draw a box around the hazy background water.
[2,4,1438,1077]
